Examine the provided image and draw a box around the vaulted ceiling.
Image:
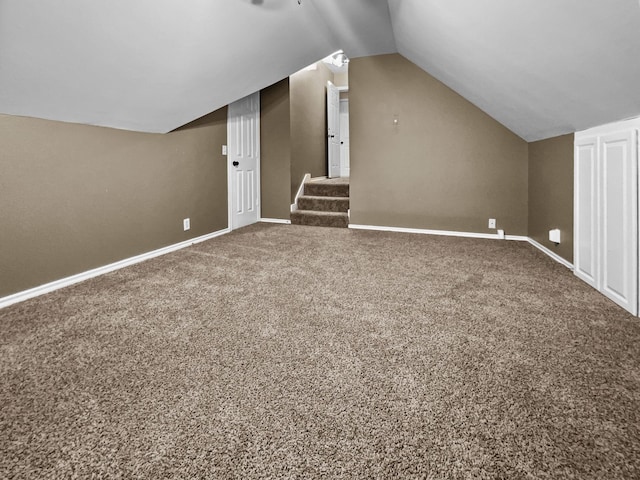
[390,0,640,141]
[1,0,639,141]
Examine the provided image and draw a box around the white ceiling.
[0,0,394,133]
[388,0,640,141]
[1,0,639,140]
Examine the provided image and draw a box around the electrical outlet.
[183,218,190,231]
[222,145,227,156]
[488,218,496,229]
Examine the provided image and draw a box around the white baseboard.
[291,173,311,213]
[0,227,231,310]
[527,238,574,270]
[348,224,507,240]
[348,224,573,269]
[260,218,291,225]
[505,235,528,242]
[0,224,574,310]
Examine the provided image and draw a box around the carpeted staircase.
[291,178,349,228]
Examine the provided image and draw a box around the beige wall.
[349,54,529,235]
[0,110,228,297]
[334,71,348,88]
[1,55,578,299]
[260,79,291,220]
[290,62,333,201]
[528,134,574,262]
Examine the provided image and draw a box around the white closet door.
[599,130,638,315]
[574,136,599,289]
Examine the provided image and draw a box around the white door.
[228,92,260,230]
[327,81,340,178]
[574,136,599,289]
[339,99,350,177]
[599,130,638,314]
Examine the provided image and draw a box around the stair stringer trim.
[291,173,311,213]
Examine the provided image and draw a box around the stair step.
[298,195,349,213]
[304,182,349,197]
[291,210,348,228]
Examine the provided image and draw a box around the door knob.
[232,161,239,167]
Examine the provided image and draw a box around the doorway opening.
[289,50,351,228]
[324,50,350,179]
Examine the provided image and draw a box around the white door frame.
[327,81,340,178]
[339,97,350,177]
[227,92,261,231]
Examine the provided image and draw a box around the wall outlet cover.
[488,218,496,229]
[183,218,190,231]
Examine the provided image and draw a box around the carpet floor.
[309,177,349,185]
[1,223,639,479]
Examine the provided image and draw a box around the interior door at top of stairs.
[327,81,340,179]
[339,98,350,177]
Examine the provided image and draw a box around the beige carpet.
[1,223,639,479]
[292,178,349,228]
[310,176,349,185]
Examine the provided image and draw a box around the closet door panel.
[600,131,638,315]
[574,137,599,289]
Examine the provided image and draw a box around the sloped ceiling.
[0,0,395,133]
[1,0,639,140]
[388,0,640,141]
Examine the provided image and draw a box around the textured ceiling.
[1,0,639,140]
